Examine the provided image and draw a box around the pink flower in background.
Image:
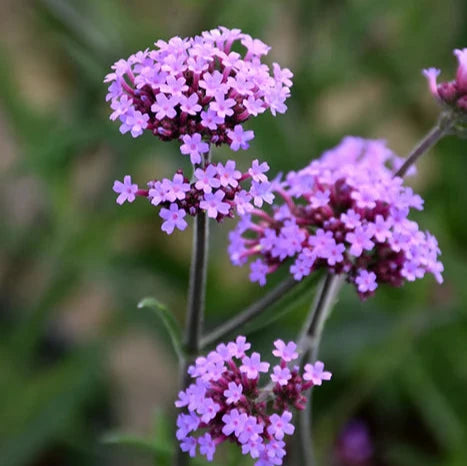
[336,420,374,465]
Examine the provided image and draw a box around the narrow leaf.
[138,297,184,361]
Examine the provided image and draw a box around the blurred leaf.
[0,348,102,466]
[101,432,172,456]
[138,297,184,360]
[385,442,441,466]
[38,0,113,55]
[401,352,465,451]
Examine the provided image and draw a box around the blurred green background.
[1,0,467,465]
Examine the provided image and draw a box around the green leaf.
[138,297,184,361]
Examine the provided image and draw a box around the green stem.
[393,112,454,178]
[184,211,209,355]
[295,273,343,466]
[200,276,299,348]
[174,156,210,466]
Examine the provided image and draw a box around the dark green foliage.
[1,0,467,465]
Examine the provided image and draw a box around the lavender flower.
[160,204,188,234]
[105,27,293,164]
[224,382,243,405]
[175,336,331,464]
[240,352,270,379]
[113,175,139,205]
[180,133,209,165]
[303,361,333,386]
[200,190,230,219]
[227,125,255,151]
[272,340,298,362]
[228,137,444,299]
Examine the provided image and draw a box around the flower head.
[105,27,292,163]
[176,336,331,464]
[228,137,443,299]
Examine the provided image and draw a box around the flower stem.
[184,211,209,356]
[295,273,343,466]
[393,112,454,178]
[175,157,210,466]
[200,275,299,349]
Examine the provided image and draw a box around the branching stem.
[201,276,299,349]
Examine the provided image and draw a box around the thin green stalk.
[174,154,210,466]
[393,112,454,178]
[200,276,299,348]
[295,273,343,466]
[184,211,209,356]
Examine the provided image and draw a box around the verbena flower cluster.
[105,26,292,164]
[175,336,331,464]
[228,137,443,299]
[113,159,274,234]
[423,48,467,113]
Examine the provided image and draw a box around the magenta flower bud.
[422,68,440,98]
[422,48,467,110]
[437,81,458,103]
[454,48,467,93]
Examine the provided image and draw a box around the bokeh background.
[1,0,467,465]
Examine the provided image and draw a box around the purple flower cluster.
[113,160,274,234]
[175,336,331,464]
[105,26,292,163]
[423,48,467,113]
[228,137,444,299]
